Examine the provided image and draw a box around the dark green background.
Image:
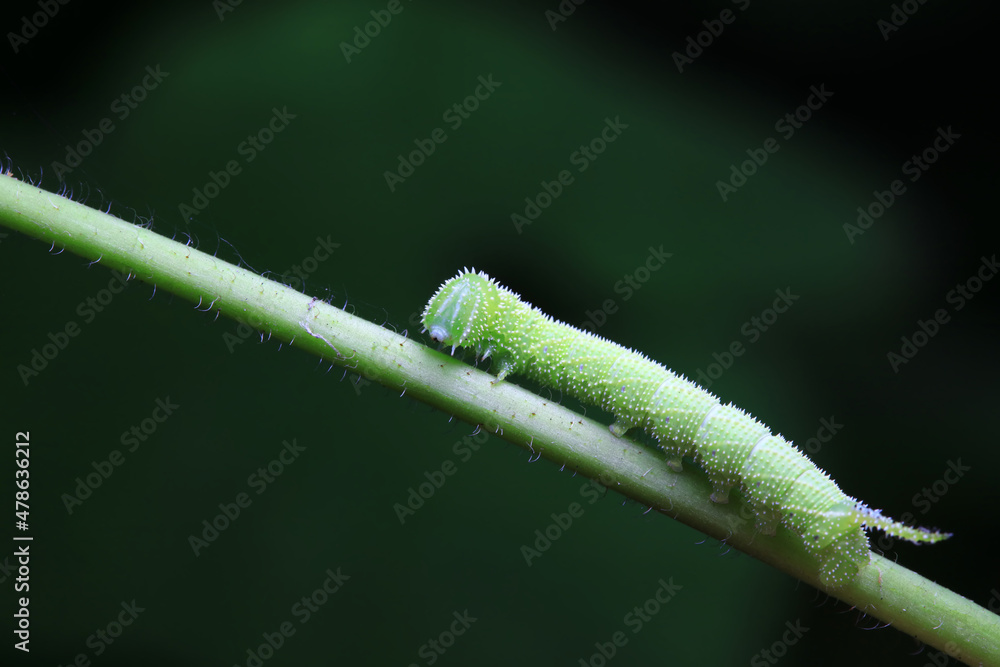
[1,1,996,665]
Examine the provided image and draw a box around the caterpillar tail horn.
[859,506,951,544]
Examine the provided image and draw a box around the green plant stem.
[1,173,997,666]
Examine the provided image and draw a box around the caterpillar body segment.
[422,269,950,586]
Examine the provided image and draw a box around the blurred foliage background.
[1,1,996,665]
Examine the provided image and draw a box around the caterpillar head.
[422,269,502,351]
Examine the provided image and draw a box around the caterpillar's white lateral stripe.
[606,351,631,380]
[695,404,723,440]
[745,433,773,460]
[648,376,675,411]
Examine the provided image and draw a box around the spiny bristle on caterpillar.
[855,504,951,544]
[422,269,951,587]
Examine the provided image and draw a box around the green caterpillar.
[422,269,950,586]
